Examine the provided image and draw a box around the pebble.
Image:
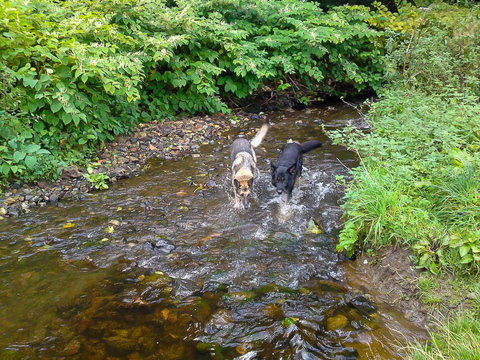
[4,197,16,206]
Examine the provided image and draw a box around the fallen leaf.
[306,218,323,234]
[160,308,170,320]
[236,344,250,355]
[63,223,76,229]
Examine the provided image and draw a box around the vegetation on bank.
[0,0,404,187]
[328,3,480,358]
[331,2,480,274]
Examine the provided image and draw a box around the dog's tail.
[300,140,322,154]
[250,120,270,148]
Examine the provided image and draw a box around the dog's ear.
[248,178,254,187]
[234,179,240,188]
[288,163,296,174]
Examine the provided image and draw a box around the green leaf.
[1,163,10,175]
[460,255,474,264]
[13,151,26,163]
[51,100,63,113]
[25,155,37,169]
[36,149,51,155]
[459,245,470,258]
[429,261,439,275]
[28,100,38,112]
[25,144,41,154]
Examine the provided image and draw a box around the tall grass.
[406,315,480,359]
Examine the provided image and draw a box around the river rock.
[62,165,83,179]
[326,314,348,331]
[7,207,19,216]
[137,335,157,354]
[62,340,81,356]
[196,342,213,354]
[348,295,377,316]
[263,303,284,320]
[0,207,6,216]
[171,278,199,298]
[3,197,16,206]
[104,336,137,356]
[152,239,175,254]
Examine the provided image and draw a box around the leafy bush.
[384,2,480,97]
[1,0,393,185]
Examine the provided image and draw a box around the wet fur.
[271,140,322,202]
[230,121,269,209]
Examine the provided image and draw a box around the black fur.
[270,140,322,201]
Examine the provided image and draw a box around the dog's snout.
[276,189,283,195]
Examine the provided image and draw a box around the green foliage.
[1,0,392,185]
[83,167,110,190]
[331,2,480,273]
[331,87,480,272]
[384,3,480,97]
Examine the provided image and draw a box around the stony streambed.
[0,102,429,359]
[0,113,258,218]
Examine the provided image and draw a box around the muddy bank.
[345,247,432,329]
[0,112,259,219]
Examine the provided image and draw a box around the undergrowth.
[1,0,402,187]
[330,2,480,274]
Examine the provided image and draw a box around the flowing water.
[0,102,427,359]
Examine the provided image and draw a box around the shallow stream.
[0,102,427,359]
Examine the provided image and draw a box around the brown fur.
[230,121,269,209]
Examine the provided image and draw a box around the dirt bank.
[345,246,432,329]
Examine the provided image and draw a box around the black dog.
[271,140,322,202]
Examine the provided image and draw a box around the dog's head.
[233,167,254,209]
[271,162,297,197]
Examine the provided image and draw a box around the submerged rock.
[326,314,348,331]
[348,295,377,316]
[152,239,175,254]
[62,340,81,356]
[104,335,137,356]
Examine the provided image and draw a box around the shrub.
[1,0,393,185]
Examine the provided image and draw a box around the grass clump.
[406,315,480,359]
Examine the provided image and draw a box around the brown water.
[0,102,426,359]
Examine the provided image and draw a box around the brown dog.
[230,120,270,209]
